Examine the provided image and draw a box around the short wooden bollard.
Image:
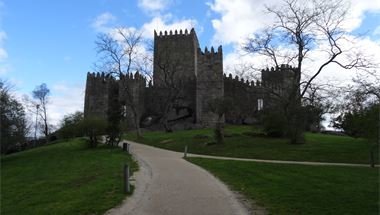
[184,145,188,158]
[127,143,130,153]
[124,164,130,193]
[123,143,128,151]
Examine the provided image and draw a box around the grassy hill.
[189,157,379,215]
[1,138,137,215]
[126,125,378,164]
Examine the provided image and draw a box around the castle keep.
[84,28,296,129]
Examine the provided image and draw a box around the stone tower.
[84,72,111,119]
[84,28,296,129]
[118,72,147,127]
[153,28,224,126]
[196,46,224,126]
[153,29,200,86]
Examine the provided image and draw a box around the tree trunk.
[369,146,375,168]
[286,101,305,144]
[163,117,172,132]
[134,115,142,138]
[128,93,143,138]
[162,104,173,132]
[215,122,225,144]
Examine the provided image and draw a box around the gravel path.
[186,154,379,168]
[105,141,253,215]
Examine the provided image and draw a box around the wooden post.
[124,164,130,193]
[123,143,127,151]
[184,145,188,158]
[127,143,130,153]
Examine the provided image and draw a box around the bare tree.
[351,70,379,167]
[302,82,334,131]
[95,27,151,138]
[244,0,374,143]
[32,83,50,143]
[154,51,187,132]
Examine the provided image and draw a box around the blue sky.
[0,0,219,90]
[1,0,379,125]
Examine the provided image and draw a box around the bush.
[262,110,287,137]
[242,131,266,138]
[79,117,108,148]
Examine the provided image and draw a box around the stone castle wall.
[84,28,297,129]
[153,29,199,86]
[118,72,147,127]
[84,72,111,119]
[196,46,224,126]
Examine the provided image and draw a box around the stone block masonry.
[84,28,297,129]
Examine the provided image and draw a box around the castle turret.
[152,28,201,125]
[118,72,147,127]
[196,45,224,126]
[153,28,200,86]
[84,72,112,119]
[260,64,297,108]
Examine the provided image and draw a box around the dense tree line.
[0,80,30,154]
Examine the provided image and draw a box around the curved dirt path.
[186,154,379,168]
[106,141,253,215]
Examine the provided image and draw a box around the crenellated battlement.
[85,28,297,128]
[154,28,196,39]
[197,45,223,61]
[261,64,297,90]
[261,64,296,73]
[119,72,147,83]
[86,72,113,82]
[223,73,262,88]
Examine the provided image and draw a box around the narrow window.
[257,99,263,111]
[123,105,127,117]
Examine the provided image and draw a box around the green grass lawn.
[126,125,378,164]
[1,138,137,215]
[188,157,379,215]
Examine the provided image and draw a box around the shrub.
[262,110,287,137]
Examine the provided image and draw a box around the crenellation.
[85,28,296,129]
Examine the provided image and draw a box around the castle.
[84,28,296,129]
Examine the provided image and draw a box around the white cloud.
[373,25,380,37]
[207,0,380,84]
[63,56,72,63]
[0,63,10,75]
[208,0,380,46]
[138,0,171,13]
[0,30,10,75]
[208,0,278,45]
[344,0,380,32]
[0,47,7,60]
[48,83,85,127]
[91,12,116,32]
[141,15,198,39]
[0,31,7,61]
